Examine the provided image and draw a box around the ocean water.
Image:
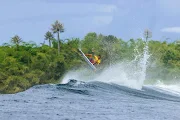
[0,79,180,120]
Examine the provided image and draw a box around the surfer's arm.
[85,54,92,58]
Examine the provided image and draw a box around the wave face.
[1,79,180,120]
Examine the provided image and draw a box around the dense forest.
[0,20,180,94]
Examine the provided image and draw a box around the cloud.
[0,1,117,21]
[1,1,118,29]
[38,0,116,4]
[97,5,117,13]
[93,16,113,26]
[161,27,180,33]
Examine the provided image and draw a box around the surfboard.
[78,48,96,71]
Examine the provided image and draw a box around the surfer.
[78,48,100,70]
[94,55,101,65]
[85,49,101,65]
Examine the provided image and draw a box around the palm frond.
[45,31,54,40]
[11,35,22,45]
[51,20,64,33]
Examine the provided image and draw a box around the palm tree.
[45,31,54,47]
[11,35,22,50]
[51,20,64,54]
[144,29,152,41]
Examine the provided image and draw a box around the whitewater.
[1,43,180,120]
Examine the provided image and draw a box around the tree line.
[0,20,179,94]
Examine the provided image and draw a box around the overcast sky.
[1,0,180,45]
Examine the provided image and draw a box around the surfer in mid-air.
[78,48,101,71]
[85,48,101,65]
[85,53,101,65]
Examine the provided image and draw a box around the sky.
[1,0,180,45]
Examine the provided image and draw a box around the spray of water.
[137,41,150,87]
[61,41,150,89]
[94,43,150,89]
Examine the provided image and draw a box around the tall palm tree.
[11,35,22,50]
[144,29,152,41]
[45,31,54,47]
[51,20,64,54]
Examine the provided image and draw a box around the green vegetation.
[0,20,179,94]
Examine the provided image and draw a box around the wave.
[154,82,180,96]
[29,79,180,103]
